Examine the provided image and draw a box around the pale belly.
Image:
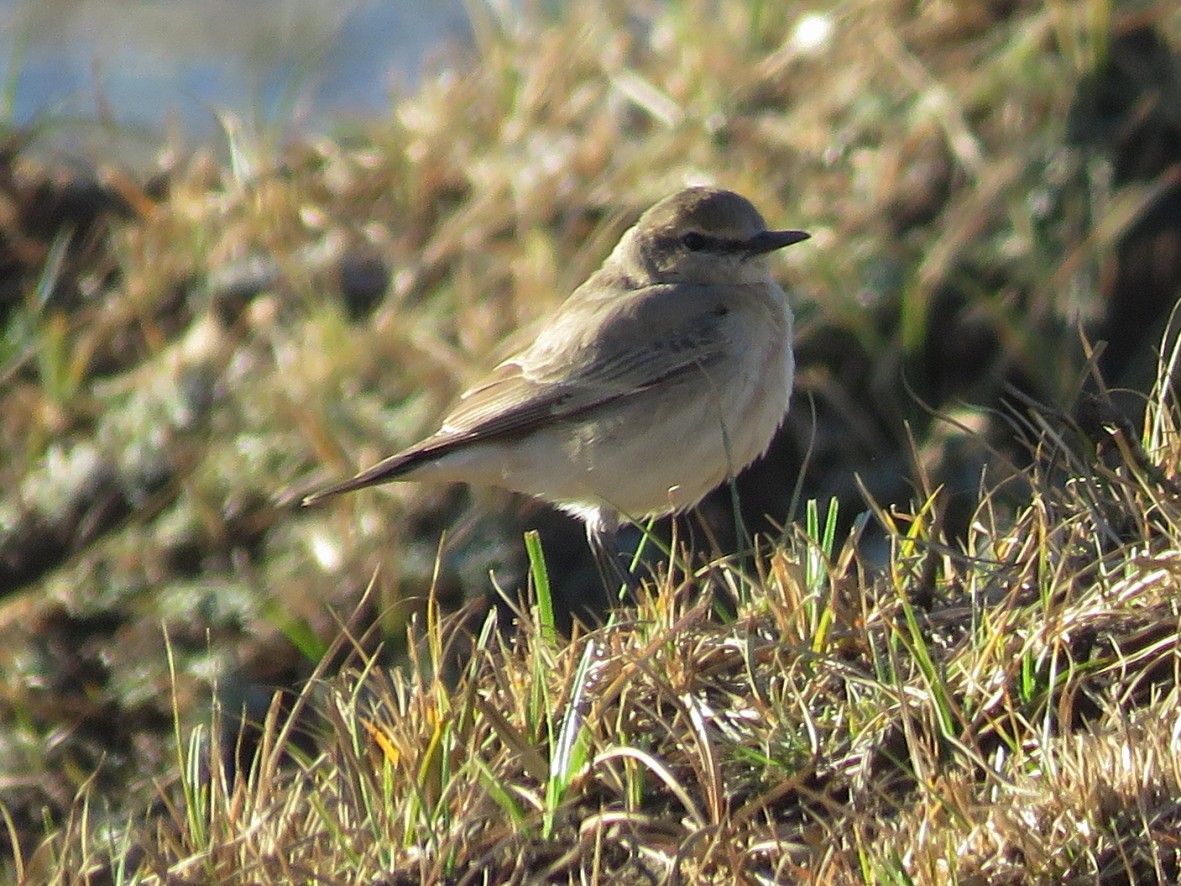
[414,329,794,521]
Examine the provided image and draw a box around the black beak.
[743,229,811,255]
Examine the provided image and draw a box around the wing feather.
[436,281,730,442]
[301,281,732,504]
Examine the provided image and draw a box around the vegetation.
[2,0,1181,882]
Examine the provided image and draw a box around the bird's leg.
[587,514,640,599]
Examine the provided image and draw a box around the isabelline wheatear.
[303,187,809,588]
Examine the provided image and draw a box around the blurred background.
[0,0,470,161]
[3,0,1181,876]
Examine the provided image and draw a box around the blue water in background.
[0,0,472,163]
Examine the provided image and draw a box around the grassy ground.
[3,0,1181,882]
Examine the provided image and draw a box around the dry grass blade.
[5,0,1181,883]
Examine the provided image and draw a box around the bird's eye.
[680,231,708,252]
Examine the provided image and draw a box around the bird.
[302,186,809,589]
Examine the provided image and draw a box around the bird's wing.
[300,283,732,503]
[433,282,730,443]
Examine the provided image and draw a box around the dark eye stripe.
[679,232,746,252]
[672,231,758,256]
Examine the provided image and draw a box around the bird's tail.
[300,451,420,507]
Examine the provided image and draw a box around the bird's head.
[617,187,809,286]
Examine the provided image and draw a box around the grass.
[2,0,1181,882]
[29,395,1181,880]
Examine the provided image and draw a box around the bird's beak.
[743,229,811,255]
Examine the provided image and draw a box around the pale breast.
[406,277,794,522]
